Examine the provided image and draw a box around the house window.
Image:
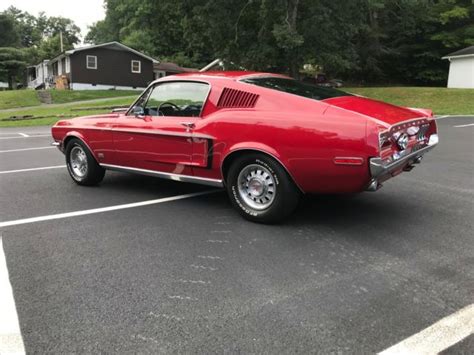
[65,57,70,73]
[86,55,97,69]
[131,60,141,73]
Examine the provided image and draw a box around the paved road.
[0,117,473,353]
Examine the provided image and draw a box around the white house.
[442,46,474,89]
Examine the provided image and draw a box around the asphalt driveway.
[0,117,473,353]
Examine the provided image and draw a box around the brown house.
[27,42,159,90]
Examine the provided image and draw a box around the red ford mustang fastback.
[52,71,438,223]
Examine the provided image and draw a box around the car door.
[111,81,210,175]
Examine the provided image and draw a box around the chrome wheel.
[69,146,88,178]
[237,164,276,210]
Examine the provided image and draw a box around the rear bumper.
[367,134,439,191]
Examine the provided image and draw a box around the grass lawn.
[1,86,472,127]
[0,89,139,110]
[49,89,139,104]
[0,97,135,127]
[345,87,474,115]
[0,90,41,109]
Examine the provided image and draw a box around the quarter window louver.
[217,88,259,108]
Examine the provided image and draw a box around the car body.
[52,71,438,222]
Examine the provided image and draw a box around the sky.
[0,0,106,41]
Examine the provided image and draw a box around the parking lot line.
[0,190,218,228]
[0,135,50,140]
[454,123,474,128]
[0,165,65,175]
[0,236,26,355]
[18,133,29,137]
[379,304,474,355]
[0,147,56,153]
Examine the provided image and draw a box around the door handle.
[180,122,195,131]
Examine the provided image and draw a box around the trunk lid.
[323,96,428,125]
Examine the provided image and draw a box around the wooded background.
[1,0,473,87]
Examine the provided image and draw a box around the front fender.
[62,131,99,161]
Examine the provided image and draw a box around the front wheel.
[65,138,105,186]
[226,154,300,223]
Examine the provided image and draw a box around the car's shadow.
[103,172,410,231]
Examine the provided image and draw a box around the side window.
[142,82,209,117]
[86,55,97,69]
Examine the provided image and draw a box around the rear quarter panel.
[194,82,370,193]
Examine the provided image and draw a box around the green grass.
[0,90,40,109]
[1,86,472,127]
[49,90,139,104]
[0,89,138,110]
[0,97,135,127]
[345,87,474,115]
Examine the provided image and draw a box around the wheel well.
[221,149,302,192]
[62,136,100,163]
[63,135,76,149]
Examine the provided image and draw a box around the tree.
[0,14,20,47]
[0,47,28,89]
[84,0,474,85]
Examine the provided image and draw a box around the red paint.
[52,71,438,193]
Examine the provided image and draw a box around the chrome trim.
[112,127,207,139]
[58,126,214,140]
[126,79,212,118]
[111,107,128,113]
[100,163,224,188]
[389,117,431,129]
[369,133,438,180]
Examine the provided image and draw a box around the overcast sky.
[1,0,106,42]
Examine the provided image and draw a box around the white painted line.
[0,236,26,355]
[0,135,50,141]
[454,123,474,128]
[0,132,49,135]
[17,133,29,137]
[0,165,65,175]
[436,115,474,119]
[379,304,474,355]
[0,146,56,153]
[0,190,218,228]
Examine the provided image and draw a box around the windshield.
[241,77,351,101]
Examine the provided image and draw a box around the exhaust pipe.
[367,179,381,192]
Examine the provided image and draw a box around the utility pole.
[60,30,64,52]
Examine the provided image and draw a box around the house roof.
[154,62,198,73]
[65,41,159,63]
[442,46,474,59]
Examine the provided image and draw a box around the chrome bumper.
[51,141,64,153]
[367,134,439,191]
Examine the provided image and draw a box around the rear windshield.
[241,77,352,101]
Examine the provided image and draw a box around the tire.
[226,153,300,223]
[65,138,105,186]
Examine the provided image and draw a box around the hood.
[323,96,428,126]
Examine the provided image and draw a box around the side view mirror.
[132,106,145,118]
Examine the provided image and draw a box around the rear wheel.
[65,138,105,186]
[226,153,300,223]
